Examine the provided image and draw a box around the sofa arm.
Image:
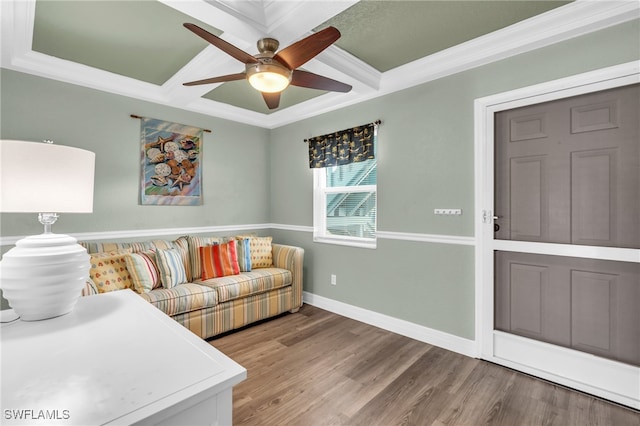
[272,244,304,310]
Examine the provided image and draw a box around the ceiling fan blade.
[184,23,259,65]
[274,27,340,70]
[290,70,352,93]
[183,73,246,86]
[262,92,281,110]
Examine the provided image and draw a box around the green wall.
[1,20,638,337]
[0,69,271,237]
[268,20,639,339]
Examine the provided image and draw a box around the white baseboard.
[489,331,639,409]
[302,291,477,358]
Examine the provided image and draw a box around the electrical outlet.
[331,274,337,286]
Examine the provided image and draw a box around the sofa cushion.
[81,241,154,254]
[139,283,218,317]
[194,267,291,303]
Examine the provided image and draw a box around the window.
[313,153,377,248]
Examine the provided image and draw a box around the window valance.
[306,121,378,169]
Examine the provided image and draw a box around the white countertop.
[1,290,246,425]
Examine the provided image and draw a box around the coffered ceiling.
[1,1,637,128]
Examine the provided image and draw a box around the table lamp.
[0,140,95,321]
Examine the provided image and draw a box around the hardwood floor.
[210,305,640,426]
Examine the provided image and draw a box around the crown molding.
[1,0,638,130]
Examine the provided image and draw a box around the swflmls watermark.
[4,409,71,421]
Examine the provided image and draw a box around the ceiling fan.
[182,23,352,110]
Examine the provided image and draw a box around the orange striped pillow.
[200,241,240,280]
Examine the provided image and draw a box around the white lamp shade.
[0,140,95,213]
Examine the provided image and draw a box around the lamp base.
[0,309,19,323]
[0,233,89,321]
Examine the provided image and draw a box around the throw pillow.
[172,236,192,282]
[155,248,188,289]
[125,250,160,294]
[200,241,240,280]
[187,235,225,279]
[249,236,273,268]
[80,278,99,297]
[234,237,252,272]
[89,250,134,293]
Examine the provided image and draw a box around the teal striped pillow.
[235,238,252,272]
[155,248,187,289]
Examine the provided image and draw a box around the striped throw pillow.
[172,236,192,282]
[234,238,252,272]
[200,241,240,280]
[155,248,188,289]
[80,278,99,297]
[125,250,160,294]
[187,235,225,280]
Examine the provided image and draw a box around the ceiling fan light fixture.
[246,63,292,93]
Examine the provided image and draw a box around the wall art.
[139,117,203,205]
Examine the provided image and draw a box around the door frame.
[474,60,640,408]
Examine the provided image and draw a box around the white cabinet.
[1,290,246,425]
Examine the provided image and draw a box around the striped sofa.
[80,236,304,340]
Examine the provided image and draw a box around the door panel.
[495,251,640,366]
[571,100,618,134]
[510,113,547,141]
[571,149,616,245]
[571,270,615,354]
[495,83,639,248]
[509,263,545,335]
[510,156,546,240]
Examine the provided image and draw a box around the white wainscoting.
[303,291,477,358]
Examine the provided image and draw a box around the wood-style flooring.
[210,304,640,426]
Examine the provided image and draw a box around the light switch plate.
[434,208,462,215]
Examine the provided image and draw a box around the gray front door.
[493,83,639,366]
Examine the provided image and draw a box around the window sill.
[313,235,377,249]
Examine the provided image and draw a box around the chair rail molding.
[1,224,476,247]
